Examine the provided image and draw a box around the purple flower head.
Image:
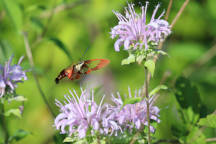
[0,75,6,98]
[0,56,27,98]
[111,2,171,51]
[111,87,160,133]
[54,89,121,138]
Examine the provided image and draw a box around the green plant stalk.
[22,32,55,117]
[0,103,9,144]
[96,134,101,144]
[144,67,151,144]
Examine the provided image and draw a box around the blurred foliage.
[0,0,216,143]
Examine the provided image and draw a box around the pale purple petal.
[135,119,141,129]
[92,120,99,130]
[78,125,87,138]
[18,56,24,65]
[0,56,28,98]
[110,3,171,51]
[0,76,5,97]
[54,89,121,138]
[114,39,124,51]
[110,87,160,133]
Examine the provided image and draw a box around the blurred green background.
[0,0,216,143]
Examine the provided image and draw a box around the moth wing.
[84,59,110,71]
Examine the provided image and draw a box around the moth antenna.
[79,46,90,61]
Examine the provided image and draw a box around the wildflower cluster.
[0,56,27,99]
[54,2,169,142]
[111,2,171,64]
[55,88,160,139]
[110,88,160,133]
[55,89,121,138]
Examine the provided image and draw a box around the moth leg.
[75,74,81,79]
[69,77,75,80]
[68,72,75,80]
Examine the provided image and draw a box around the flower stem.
[171,0,190,28]
[165,0,173,20]
[22,32,55,117]
[144,67,151,144]
[0,103,9,144]
[97,135,101,144]
[130,132,140,144]
[206,137,216,142]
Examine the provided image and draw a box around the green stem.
[22,32,55,117]
[96,134,101,144]
[144,67,151,144]
[0,103,9,144]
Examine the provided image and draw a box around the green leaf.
[149,85,168,97]
[4,109,21,118]
[30,17,44,32]
[7,96,27,102]
[48,37,72,61]
[136,55,145,64]
[92,137,106,144]
[75,139,88,144]
[14,96,27,102]
[198,114,216,128]
[144,60,155,77]
[53,132,67,144]
[171,124,188,138]
[122,97,142,108]
[1,0,23,32]
[183,107,200,124]
[121,54,135,65]
[63,137,74,143]
[186,127,206,144]
[175,76,207,117]
[9,129,30,142]
[158,50,168,56]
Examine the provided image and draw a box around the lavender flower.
[0,75,6,98]
[110,87,160,133]
[0,56,27,98]
[111,2,171,51]
[54,89,121,138]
